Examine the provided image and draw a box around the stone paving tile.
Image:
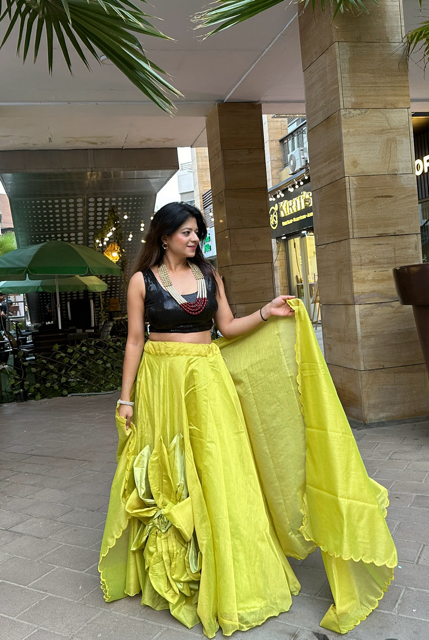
[10,517,69,540]
[289,566,326,596]
[347,608,429,639]
[74,610,163,640]
[17,595,99,636]
[391,480,429,495]
[157,628,205,640]
[374,469,427,482]
[395,520,429,544]
[0,582,47,617]
[412,494,429,508]
[26,630,69,640]
[56,509,105,528]
[79,586,115,610]
[0,556,54,585]
[0,508,31,530]
[67,481,112,497]
[0,614,37,640]
[0,482,41,498]
[0,535,61,561]
[394,538,423,564]
[138,604,197,631]
[0,550,12,563]
[42,543,99,572]
[6,472,48,486]
[83,563,100,577]
[0,452,30,461]
[32,476,84,491]
[379,458,409,469]
[387,504,429,524]
[30,567,100,601]
[18,501,74,520]
[0,496,36,512]
[376,584,404,612]
[276,595,330,632]
[409,460,429,472]
[417,544,429,566]
[29,488,79,504]
[0,468,19,480]
[0,529,23,547]
[50,525,103,549]
[392,562,429,590]
[60,493,109,512]
[397,587,429,620]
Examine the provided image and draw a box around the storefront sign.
[269,185,313,238]
[415,156,429,176]
[202,227,216,259]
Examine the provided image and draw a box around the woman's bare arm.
[118,272,145,424]
[213,271,295,340]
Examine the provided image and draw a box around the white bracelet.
[117,400,134,406]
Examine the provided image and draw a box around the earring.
[162,242,168,250]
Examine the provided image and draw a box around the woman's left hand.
[264,295,296,318]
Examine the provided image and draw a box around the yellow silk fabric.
[99,340,300,638]
[217,299,397,634]
[98,299,397,637]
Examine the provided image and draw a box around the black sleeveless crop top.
[142,268,218,333]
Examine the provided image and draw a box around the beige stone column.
[206,103,274,316]
[263,115,289,188]
[191,147,211,212]
[299,1,429,423]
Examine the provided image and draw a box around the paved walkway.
[0,394,429,640]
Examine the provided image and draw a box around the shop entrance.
[286,231,318,318]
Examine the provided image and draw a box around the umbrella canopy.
[0,240,122,279]
[0,241,121,328]
[0,275,108,294]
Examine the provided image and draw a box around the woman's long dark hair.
[134,202,217,291]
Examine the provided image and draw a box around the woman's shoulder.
[128,271,146,297]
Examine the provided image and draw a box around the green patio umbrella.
[0,275,108,294]
[0,241,121,328]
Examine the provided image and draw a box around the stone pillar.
[299,1,429,423]
[272,239,289,296]
[206,103,274,316]
[191,147,211,212]
[263,115,289,188]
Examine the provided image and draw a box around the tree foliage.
[0,0,182,112]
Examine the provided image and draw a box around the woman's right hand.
[117,403,133,430]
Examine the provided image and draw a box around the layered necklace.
[158,261,207,315]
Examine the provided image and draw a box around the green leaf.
[193,0,378,35]
[0,0,181,113]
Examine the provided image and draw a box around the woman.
[99,202,397,638]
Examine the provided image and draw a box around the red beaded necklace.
[158,261,208,315]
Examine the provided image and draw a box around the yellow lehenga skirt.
[99,299,397,637]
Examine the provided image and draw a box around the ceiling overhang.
[0,148,178,198]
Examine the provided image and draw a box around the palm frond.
[0,0,182,113]
[405,20,429,64]
[193,0,378,36]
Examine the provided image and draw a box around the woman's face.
[164,216,200,259]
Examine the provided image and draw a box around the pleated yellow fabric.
[216,299,397,634]
[98,299,397,637]
[99,340,300,638]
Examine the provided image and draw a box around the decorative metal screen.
[10,194,156,326]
